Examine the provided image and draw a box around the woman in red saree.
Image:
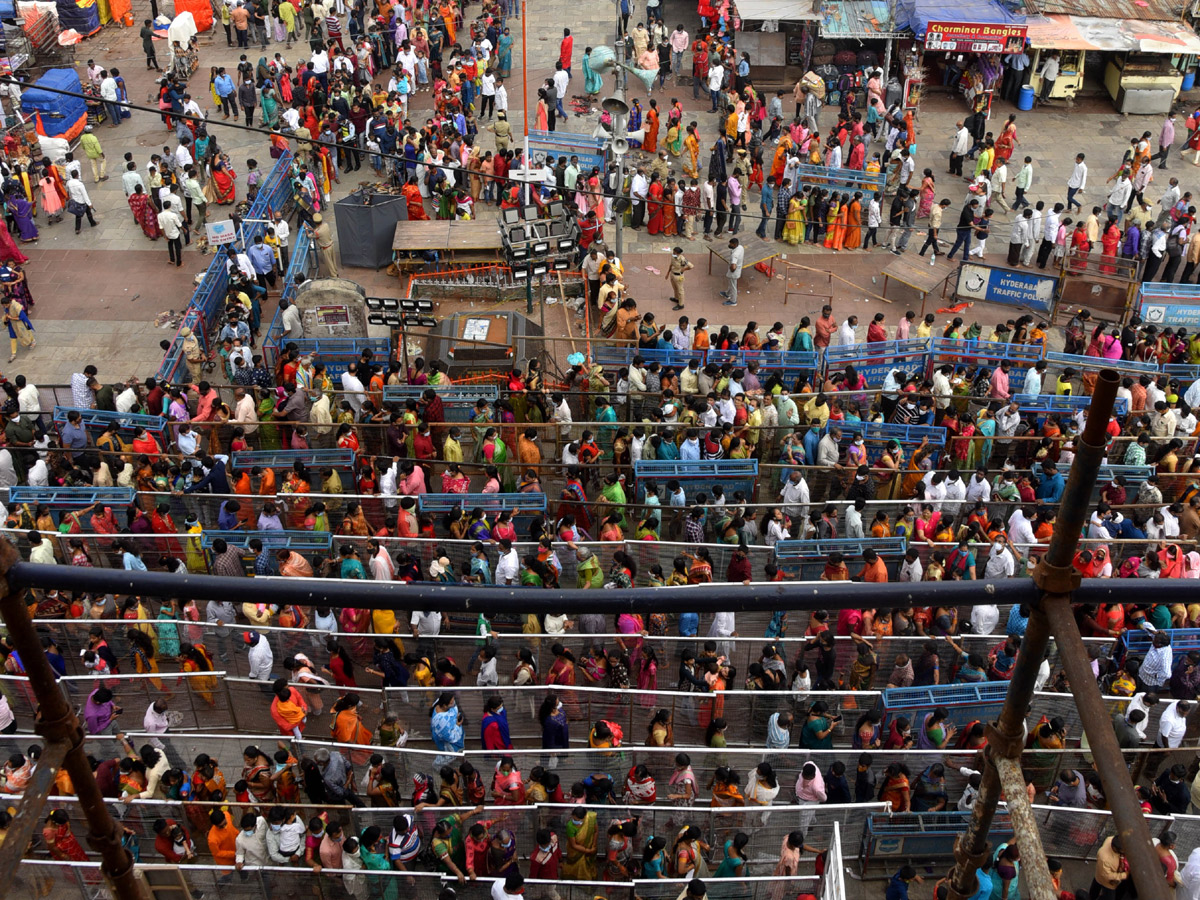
[402,176,428,219]
[211,161,237,205]
[1100,219,1121,274]
[547,645,580,718]
[992,114,1018,170]
[0,219,28,265]
[129,187,161,240]
[646,174,665,235]
[339,607,372,657]
[1069,221,1091,273]
[643,99,659,154]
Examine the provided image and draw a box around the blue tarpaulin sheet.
[20,68,86,137]
[895,0,1024,39]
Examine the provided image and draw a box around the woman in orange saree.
[439,2,456,43]
[843,195,862,249]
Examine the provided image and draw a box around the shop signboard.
[955,262,1057,313]
[925,21,1027,53]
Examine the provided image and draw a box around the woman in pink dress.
[917,169,936,219]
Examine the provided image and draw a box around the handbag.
[66,199,86,217]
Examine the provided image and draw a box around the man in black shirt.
[946,198,979,261]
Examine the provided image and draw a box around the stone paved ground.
[13,4,1198,388]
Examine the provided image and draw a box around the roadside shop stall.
[1025,7,1200,112]
[896,0,1027,114]
[816,0,912,107]
[733,0,821,88]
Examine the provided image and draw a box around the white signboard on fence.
[206,220,237,246]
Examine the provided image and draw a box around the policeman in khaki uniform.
[665,247,694,311]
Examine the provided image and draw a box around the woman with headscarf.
[8,189,37,243]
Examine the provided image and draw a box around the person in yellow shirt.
[1055,367,1076,396]
[916,313,936,338]
[803,393,830,427]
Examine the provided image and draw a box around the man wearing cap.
[245,630,274,681]
[308,213,338,276]
[181,327,205,382]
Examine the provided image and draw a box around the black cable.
[0,74,999,238]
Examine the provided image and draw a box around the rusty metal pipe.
[1043,598,1167,900]
[0,541,149,900]
[993,757,1058,900]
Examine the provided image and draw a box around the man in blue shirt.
[1036,461,1066,503]
[217,499,242,530]
[60,410,88,458]
[886,866,921,900]
[213,68,237,119]
[246,234,276,291]
[219,315,251,345]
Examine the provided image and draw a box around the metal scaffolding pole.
[0,540,151,900]
[947,368,1168,900]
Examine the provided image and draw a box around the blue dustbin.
[1017,85,1035,110]
[1184,68,1196,91]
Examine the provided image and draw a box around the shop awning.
[1025,14,1200,52]
[734,0,820,21]
[895,0,1024,39]
[821,0,909,38]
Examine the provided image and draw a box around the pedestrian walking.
[1153,111,1176,169]
[157,200,185,267]
[79,126,106,183]
[237,79,257,126]
[918,198,951,262]
[1009,208,1035,266]
[665,247,694,311]
[1066,152,1086,212]
[65,172,97,233]
[720,237,744,306]
[949,120,969,177]
[946,199,979,261]
[1013,156,1033,210]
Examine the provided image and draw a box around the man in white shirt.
[552,64,569,119]
[233,387,259,435]
[966,469,992,503]
[494,539,520,584]
[1008,506,1037,546]
[931,365,953,410]
[1022,360,1046,395]
[837,316,857,346]
[310,48,330,76]
[844,498,865,539]
[779,471,809,521]
[15,376,39,426]
[983,539,1016,580]
[339,362,366,412]
[66,173,96,231]
[245,630,274,680]
[494,81,508,113]
[630,168,649,227]
[1158,699,1190,748]
[943,470,967,513]
[479,71,497,119]
[115,382,138,413]
[280,298,304,339]
[143,700,171,749]
[99,70,120,127]
[971,602,1000,634]
[706,62,725,110]
[898,547,923,582]
[1065,151,1087,212]
[949,120,971,176]
[272,212,291,268]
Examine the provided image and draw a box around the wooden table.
[882,253,957,312]
[392,221,504,263]
[707,235,780,277]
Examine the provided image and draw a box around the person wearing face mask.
[234,812,267,874]
[430,691,465,765]
[319,820,346,870]
[153,817,196,863]
[984,535,1018,580]
[266,806,306,865]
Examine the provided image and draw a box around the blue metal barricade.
[52,407,168,444]
[861,812,1013,868]
[824,339,931,387]
[199,529,332,552]
[1012,394,1130,421]
[230,449,357,472]
[774,537,908,580]
[1042,351,1161,380]
[880,682,1009,730]
[382,385,500,421]
[1138,282,1200,328]
[8,486,135,507]
[1117,627,1200,665]
[593,346,703,370]
[273,337,392,380]
[1163,364,1200,382]
[633,459,759,502]
[792,163,885,194]
[928,338,1043,383]
[822,421,946,465]
[706,349,819,382]
[418,492,546,531]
